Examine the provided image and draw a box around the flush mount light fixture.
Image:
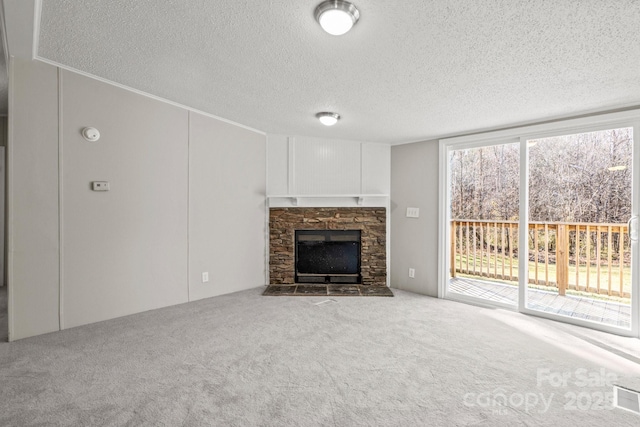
[316,111,340,126]
[316,112,341,126]
[315,0,360,36]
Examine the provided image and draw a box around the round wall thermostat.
[82,127,100,142]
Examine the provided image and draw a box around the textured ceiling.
[37,0,640,144]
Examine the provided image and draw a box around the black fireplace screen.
[295,230,361,284]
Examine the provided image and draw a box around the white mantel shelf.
[267,194,389,207]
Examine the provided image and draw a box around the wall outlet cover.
[406,207,419,218]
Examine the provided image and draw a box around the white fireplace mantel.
[267,194,389,208]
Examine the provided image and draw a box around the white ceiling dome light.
[316,112,341,126]
[315,1,360,36]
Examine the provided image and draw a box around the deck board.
[449,277,631,329]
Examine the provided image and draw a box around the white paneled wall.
[267,135,390,196]
[8,59,267,340]
[293,137,361,194]
[362,143,391,194]
[61,70,189,329]
[267,135,289,195]
[266,134,391,287]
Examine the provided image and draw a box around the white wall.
[188,111,265,301]
[61,70,189,328]
[267,135,390,196]
[8,59,60,339]
[390,140,439,296]
[0,147,5,287]
[0,117,7,286]
[8,58,266,340]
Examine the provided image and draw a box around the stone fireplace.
[269,207,387,286]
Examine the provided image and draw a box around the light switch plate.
[92,181,110,191]
[406,207,419,218]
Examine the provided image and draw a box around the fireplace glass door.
[295,230,361,284]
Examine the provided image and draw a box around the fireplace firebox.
[295,230,361,284]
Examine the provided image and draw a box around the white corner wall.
[188,112,266,300]
[8,58,267,340]
[390,140,439,296]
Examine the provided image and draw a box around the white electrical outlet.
[406,207,420,218]
[202,272,209,283]
[409,268,415,278]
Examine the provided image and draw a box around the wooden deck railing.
[450,220,631,298]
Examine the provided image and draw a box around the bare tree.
[450,128,632,224]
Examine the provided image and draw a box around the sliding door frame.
[438,109,640,337]
[438,137,520,310]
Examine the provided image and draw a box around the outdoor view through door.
[448,127,634,330]
[525,128,632,329]
[448,142,520,307]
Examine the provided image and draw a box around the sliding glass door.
[447,141,520,308]
[523,128,636,330]
[440,112,639,336]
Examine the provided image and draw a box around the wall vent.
[614,386,640,415]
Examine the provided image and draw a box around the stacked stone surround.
[269,207,387,286]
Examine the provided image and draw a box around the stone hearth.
[269,207,386,286]
[263,284,393,297]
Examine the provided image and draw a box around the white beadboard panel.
[267,195,389,208]
[362,143,391,194]
[293,137,362,195]
[266,134,288,195]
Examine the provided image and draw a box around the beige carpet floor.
[1,285,639,426]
